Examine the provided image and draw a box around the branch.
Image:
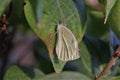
[95,45,120,80]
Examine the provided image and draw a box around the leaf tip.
[104,17,107,24]
[55,70,61,74]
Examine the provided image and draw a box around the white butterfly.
[56,22,80,61]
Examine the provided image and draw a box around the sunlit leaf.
[105,0,117,20]
[24,0,86,72]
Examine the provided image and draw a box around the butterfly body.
[56,22,80,61]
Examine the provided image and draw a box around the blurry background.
[0,0,120,80]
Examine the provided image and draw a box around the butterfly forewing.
[56,23,80,61]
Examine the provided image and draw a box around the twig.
[95,45,120,80]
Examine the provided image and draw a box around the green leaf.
[86,11,109,38]
[0,0,10,16]
[67,59,94,79]
[80,36,111,75]
[39,71,91,80]
[73,0,87,27]
[9,0,25,24]
[99,76,120,80]
[105,0,117,20]
[24,0,86,73]
[35,40,94,78]
[112,76,120,80]
[116,66,120,76]
[4,65,44,80]
[108,0,120,39]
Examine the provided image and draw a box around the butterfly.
[55,22,80,61]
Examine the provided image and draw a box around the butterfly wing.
[56,23,80,61]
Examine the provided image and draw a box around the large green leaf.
[80,36,112,75]
[35,38,94,78]
[105,0,117,20]
[39,71,91,80]
[24,0,86,73]
[4,66,44,80]
[0,0,10,17]
[86,11,109,39]
[108,0,120,39]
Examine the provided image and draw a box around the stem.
[95,46,120,80]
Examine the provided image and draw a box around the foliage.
[0,0,120,80]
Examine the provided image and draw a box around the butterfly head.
[57,21,66,30]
